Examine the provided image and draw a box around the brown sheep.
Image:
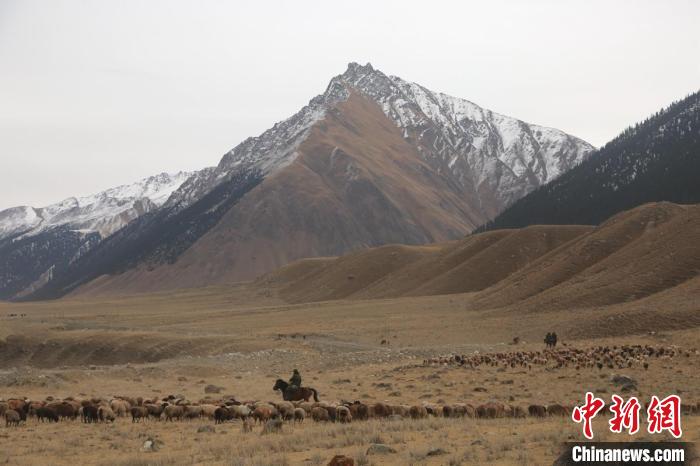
[275,401,295,421]
[144,403,164,419]
[228,404,252,420]
[347,402,369,420]
[311,406,330,422]
[464,404,477,418]
[681,403,694,416]
[47,402,77,420]
[7,399,27,414]
[252,406,274,424]
[453,403,476,418]
[259,403,280,418]
[63,399,82,414]
[297,401,314,415]
[27,400,45,415]
[98,406,116,423]
[325,405,337,422]
[528,404,547,417]
[329,455,355,466]
[423,404,441,417]
[183,405,203,420]
[509,405,527,418]
[82,405,99,423]
[214,407,233,424]
[476,402,505,419]
[371,403,391,418]
[293,407,306,423]
[131,406,149,422]
[442,405,455,418]
[336,406,352,423]
[119,396,138,407]
[199,404,218,420]
[35,407,59,423]
[547,404,568,417]
[161,404,185,422]
[409,405,428,419]
[89,397,105,406]
[110,399,130,417]
[475,403,489,419]
[5,409,21,427]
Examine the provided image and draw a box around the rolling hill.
[257,202,700,313]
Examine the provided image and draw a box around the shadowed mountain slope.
[480,90,700,231]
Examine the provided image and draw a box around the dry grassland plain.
[1,280,699,465]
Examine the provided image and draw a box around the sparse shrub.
[355,451,370,466]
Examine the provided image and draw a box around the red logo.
[647,395,682,438]
[609,394,641,434]
[572,391,606,439]
[572,393,683,439]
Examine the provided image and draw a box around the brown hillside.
[258,202,700,312]
[473,202,700,311]
[264,244,440,303]
[407,225,591,298]
[353,230,512,299]
[259,225,592,303]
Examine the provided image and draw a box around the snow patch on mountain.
[0,206,43,239]
[332,62,595,209]
[0,171,192,240]
[167,81,350,210]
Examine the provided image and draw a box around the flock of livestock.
[423,344,695,371]
[1,393,584,429]
[2,344,698,429]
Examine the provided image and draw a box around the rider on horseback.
[274,371,319,402]
[289,369,302,389]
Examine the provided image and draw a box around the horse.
[273,379,320,402]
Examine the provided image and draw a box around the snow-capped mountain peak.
[332,63,595,212]
[168,62,593,217]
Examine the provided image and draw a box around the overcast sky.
[1,0,698,210]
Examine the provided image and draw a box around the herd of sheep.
[1,394,584,429]
[2,344,698,429]
[423,344,695,371]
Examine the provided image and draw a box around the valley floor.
[0,283,699,465]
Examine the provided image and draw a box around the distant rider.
[289,369,302,389]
